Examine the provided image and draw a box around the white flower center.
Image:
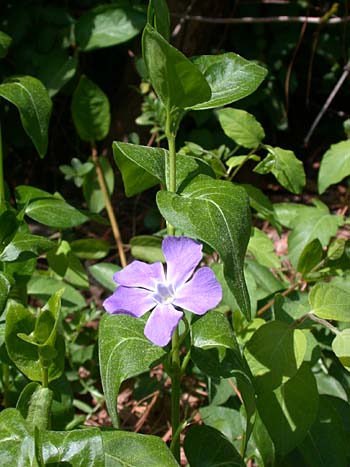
[153,282,175,305]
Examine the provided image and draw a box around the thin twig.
[171,14,350,25]
[292,312,339,334]
[171,0,198,38]
[304,58,350,146]
[91,143,127,268]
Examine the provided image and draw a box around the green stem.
[170,327,181,463]
[41,364,49,388]
[165,107,176,236]
[2,363,9,407]
[0,123,5,213]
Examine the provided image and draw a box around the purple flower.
[103,236,222,347]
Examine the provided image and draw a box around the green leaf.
[248,227,280,269]
[254,146,306,194]
[0,409,36,466]
[71,75,111,142]
[309,282,350,322]
[318,140,350,194]
[0,272,11,314]
[0,232,54,262]
[43,428,104,466]
[83,157,114,213]
[157,175,251,318]
[257,364,319,456]
[71,238,110,260]
[191,311,256,450]
[148,0,170,41]
[5,300,65,382]
[20,384,53,431]
[217,108,265,149]
[243,184,279,229]
[245,320,307,393]
[245,260,285,301]
[99,313,165,427]
[285,203,343,268]
[47,240,89,289]
[0,76,52,157]
[199,405,242,445]
[298,395,348,467]
[191,53,267,110]
[226,154,260,170]
[113,141,214,197]
[88,262,120,292]
[75,3,146,51]
[0,30,12,59]
[130,235,164,262]
[0,210,18,252]
[142,24,211,109]
[27,275,86,312]
[37,52,77,97]
[102,430,179,466]
[184,425,244,467]
[332,329,350,371]
[297,238,323,276]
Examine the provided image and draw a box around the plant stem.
[0,123,5,213]
[165,108,176,236]
[91,143,127,268]
[165,108,181,462]
[170,327,181,463]
[41,365,49,388]
[2,364,9,407]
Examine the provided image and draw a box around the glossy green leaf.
[226,154,260,170]
[0,76,52,157]
[83,157,114,213]
[297,238,323,276]
[0,232,54,262]
[0,30,12,58]
[38,52,77,97]
[332,329,350,371]
[102,430,179,466]
[191,52,267,110]
[200,405,242,445]
[142,24,211,109]
[217,108,265,149]
[318,140,350,194]
[0,409,36,466]
[113,141,214,197]
[75,3,146,51]
[5,299,65,382]
[88,262,120,292]
[250,413,275,467]
[47,240,89,289]
[243,183,280,231]
[71,75,111,142]
[309,282,350,321]
[0,272,11,314]
[157,175,251,317]
[28,275,86,312]
[285,203,343,268]
[248,227,280,269]
[0,210,18,252]
[254,146,305,194]
[191,311,256,450]
[26,198,89,229]
[257,364,319,456]
[42,428,104,466]
[130,235,164,262]
[245,321,307,393]
[99,313,165,426]
[148,0,170,40]
[184,425,244,467]
[71,238,110,260]
[21,384,53,431]
[298,396,348,467]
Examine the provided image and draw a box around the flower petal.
[173,267,222,315]
[144,303,183,347]
[103,286,156,317]
[113,261,165,290]
[162,236,202,289]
